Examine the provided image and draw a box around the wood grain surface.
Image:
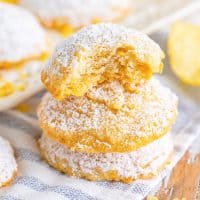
[150,152,200,200]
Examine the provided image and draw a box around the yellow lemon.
[0,0,17,4]
[168,21,200,86]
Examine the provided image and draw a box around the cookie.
[0,136,17,187]
[37,79,177,153]
[41,23,164,100]
[39,132,173,183]
[19,0,132,32]
[0,2,49,68]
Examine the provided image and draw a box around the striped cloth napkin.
[0,87,199,200]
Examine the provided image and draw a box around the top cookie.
[0,2,48,68]
[19,0,132,30]
[41,23,164,100]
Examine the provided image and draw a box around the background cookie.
[0,136,17,187]
[19,0,132,31]
[0,2,48,68]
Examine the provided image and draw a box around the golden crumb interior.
[53,45,154,99]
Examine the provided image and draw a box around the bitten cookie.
[0,2,49,68]
[41,23,164,100]
[0,136,17,187]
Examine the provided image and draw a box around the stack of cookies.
[38,23,178,183]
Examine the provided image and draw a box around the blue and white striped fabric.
[0,91,199,200]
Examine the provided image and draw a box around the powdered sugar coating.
[0,136,17,187]
[41,23,164,99]
[86,78,174,111]
[38,78,177,153]
[39,132,173,181]
[0,3,48,64]
[19,0,132,28]
[43,23,163,79]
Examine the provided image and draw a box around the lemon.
[168,21,200,85]
[0,0,17,4]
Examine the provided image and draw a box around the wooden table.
[147,137,200,200]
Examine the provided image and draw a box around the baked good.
[0,136,17,187]
[0,2,49,98]
[0,0,17,4]
[168,21,200,85]
[19,0,132,34]
[38,79,177,153]
[39,132,173,183]
[38,23,177,183]
[0,60,43,97]
[0,2,48,68]
[41,23,164,100]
